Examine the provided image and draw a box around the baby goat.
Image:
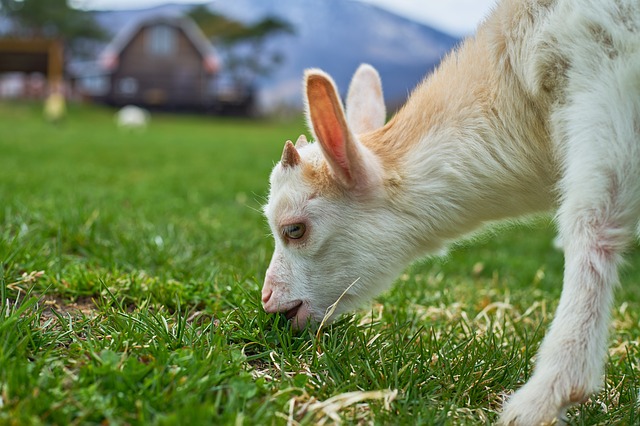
[262,0,640,423]
[116,105,149,130]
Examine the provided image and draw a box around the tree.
[188,5,294,84]
[0,0,106,55]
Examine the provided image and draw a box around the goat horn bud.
[295,134,308,148]
[281,140,301,168]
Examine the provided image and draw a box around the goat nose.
[261,286,273,304]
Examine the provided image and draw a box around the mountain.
[90,0,460,111]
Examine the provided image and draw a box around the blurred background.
[0,0,496,118]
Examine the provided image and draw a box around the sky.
[73,0,498,36]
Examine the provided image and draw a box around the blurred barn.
[76,15,254,113]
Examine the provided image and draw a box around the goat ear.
[305,69,373,189]
[346,64,386,134]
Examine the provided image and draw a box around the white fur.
[263,1,640,424]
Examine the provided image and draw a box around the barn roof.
[100,15,219,73]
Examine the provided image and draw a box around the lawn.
[0,101,638,425]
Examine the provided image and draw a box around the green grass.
[0,101,638,425]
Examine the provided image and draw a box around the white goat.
[262,0,640,424]
[116,105,149,130]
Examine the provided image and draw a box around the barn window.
[117,77,138,95]
[146,25,177,56]
[80,75,109,96]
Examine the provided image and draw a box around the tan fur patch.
[301,160,344,198]
[356,1,557,186]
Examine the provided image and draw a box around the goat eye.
[282,223,306,240]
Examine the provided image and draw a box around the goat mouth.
[285,301,303,320]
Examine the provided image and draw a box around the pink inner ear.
[307,76,352,181]
[316,117,350,177]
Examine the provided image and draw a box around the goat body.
[263,0,640,423]
[116,105,149,130]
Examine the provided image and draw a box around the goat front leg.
[500,231,619,424]
[498,64,640,422]
[500,134,638,423]
[500,189,636,425]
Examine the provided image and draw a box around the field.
[0,101,638,425]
